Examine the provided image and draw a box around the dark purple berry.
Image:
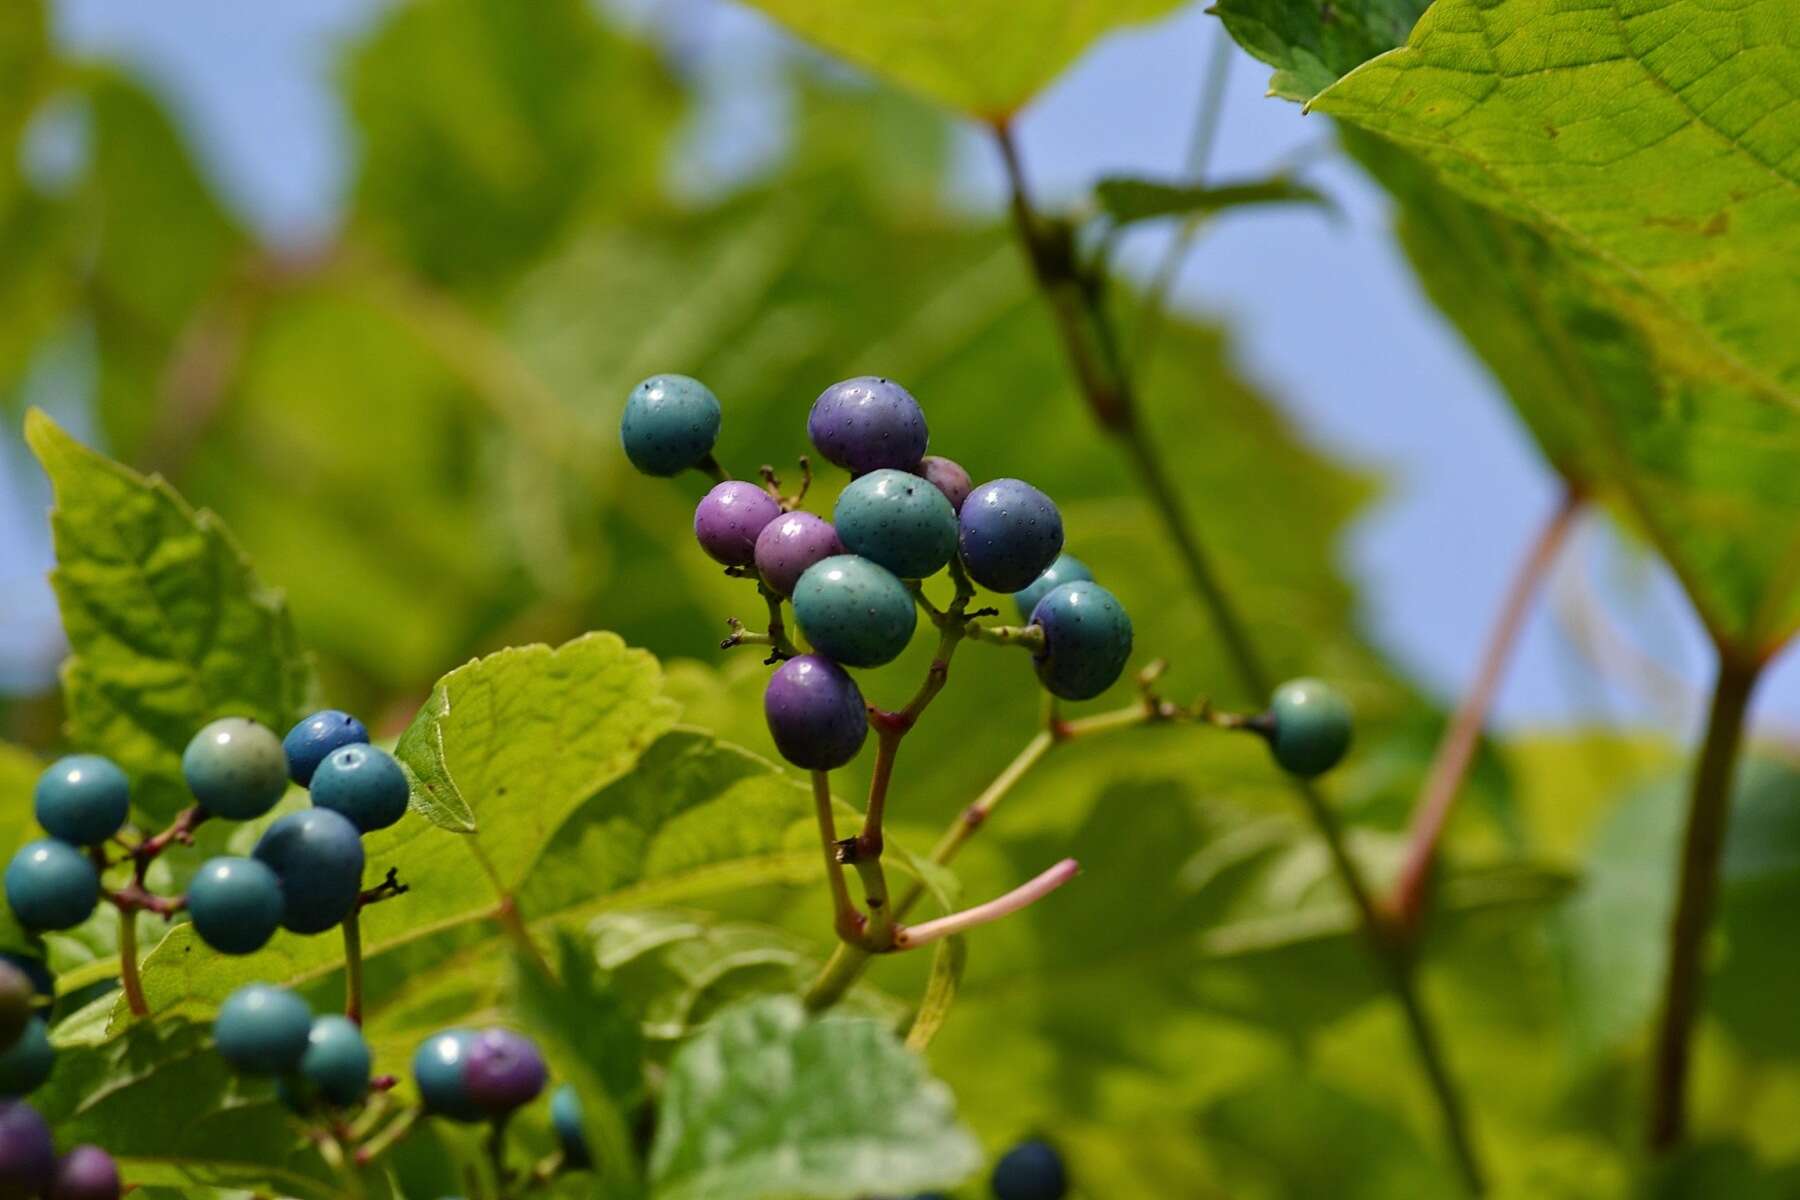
[763,656,868,770]
[916,456,972,513]
[462,1029,547,1115]
[992,1138,1068,1200]
[0,1102,54,1199]
[694,482,782,567]
[806,377,928,475]
[957,479,1063,592]
[49,1144,119,1200]
[754,512,844,597]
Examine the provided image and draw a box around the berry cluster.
[411,1026,588,1167]
[214,984,374,1107]
[0,1101,117,1200]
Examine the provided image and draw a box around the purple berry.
[916,456,972,513]
[0,1102,54,1199]
[754,513,844,597]
[763,656,868,770]
[807,377,928,475]
[462,1029,547,1115]
[957,478,1064,592]
[49,1144,119,1200]
[694,482,782,567]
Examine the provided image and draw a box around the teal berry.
[300,1016,372,1106]
[1012,553,1094,621]
[252,809,366,934]
[833,468,958,580]
[33,755,129,847]
[791,555,917,668]
[4,840,99,932]
[412,1028,485,1122]
[185,856,285,955]
[182,718,288,820]
[551,1084,591,1168]
[214,984,313,1075]
[1029,581,1133,701]
[1266,678,1353,777]
[309,744,410,833]
[621,374,722,477]
[283,709,369,787]
[0,1019,52,1096]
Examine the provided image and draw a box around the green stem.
[1648,653,1763,1150]
[812,770,863,945]
[343,908,365,1026]
[117,907,148,1019]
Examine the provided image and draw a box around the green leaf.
[647,995,981,1200]
[24,410,314,822]
[1094,175,1333,226]
[738,0,1185,117]
[1211,0,1428,102]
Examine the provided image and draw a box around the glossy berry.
[301,1016,372,1106]
[764,656,868,770]
[1030,582,1133,701]
[694,481,782,568]
[1266,678,1353,777]
[0,964,33,1053]
[283,710,369,787]
[916,455,972,514]
[186,856,285,956]
[791,555,917,668]
[310,744,409,833]
[991,1139,1068,1200]
[0,1020,51,1096]
[833,468,958,580]
[412,1028,485,1122]
[807,377,928,475]
[0,1102,54,1199]
[754,512,844,598]
[5,840,99,932]
[183,718,287,819]
[33,755,129,847]
[958,479,1063,593]
[1013,553,1095,621]
[462,1028,547,1115]
[551,1084,591,1168]
[620,374,721,477]
[252,809,366,934]
[48,1144,119,1200]
[214,984,312,1075]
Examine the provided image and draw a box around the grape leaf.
[1212,0,1428,102]
[647,995,981,1200]
[24,410,314,822]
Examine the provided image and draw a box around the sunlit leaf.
[1094,174,1333,226]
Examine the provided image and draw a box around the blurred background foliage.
[3,0,1800,1196]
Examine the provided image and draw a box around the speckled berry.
[283,710,369,787]
[915,455,972,513]
[620,374,722,477]
[1029,582,1132,701]
[186,856,285,956]
[551,1084,591,1168]
[992,1138,1068,1200]
[462,1028,547,1115]
[413,1029,485,1122]
[0,1020,51,1097]
[764,656,868,770]
[182,718,288,820]
[310,744,409,833]
[33,755,129,847]
[301,1016,372,1106]
[0,1102,54,1199]
[791,555,917,668]
[1012,553,1095,621]
[252,809,365,935]
[1266,678,1353,777]
[694,481,783,567]
[214,985,312,1075]
[48,1144,119,1200]
[958,479,1063,593]
[807,377,928,475]
[4,840,99,932]
[754,512,844,597]
[833,468,958,580]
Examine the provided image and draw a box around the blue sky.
[5,0,1794,737]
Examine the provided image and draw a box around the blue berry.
[252,809,365,934]
[621,374,722,477]
[183,718,288,819]
[50,1144,120,1200]
[1029,582,1133,701]
[301,1015,372,1106]
[186,856,285,955]
[1012,553,1094,621]
[283,710,370,787]
[694,481,783,567]
[833,468,958,580]
[958,479,1063,593]
[33,755,129,847]
[916,455,972,513]
[412,1028,484,1122]
[310,745,409,833]
[807,377,928,475]
[551,1084,591,1168]
[5,840,99,932]
[991,1139,1068,1200]
[1267,678,1353,777]
[0,1102,54,1198]
[0,1019,51,1096]
[214,984,312,1075]
[764,656,868,770]
[462,1028,547,1115]
[791,555,917,668]
[754,512,844,597]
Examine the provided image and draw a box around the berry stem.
[963,621,1046,652]
[694,452,728,484]
[811,771,865,945]
[343,908,365,1027]
[892,858,1079,949]
[1388,487,1584,930]
[353,1106,421,1167]
[117,906,149,1019]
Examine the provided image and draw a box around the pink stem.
[893,859,1079,949]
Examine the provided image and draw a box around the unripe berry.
[310,744,410,833]
[252,809,365,935]
[1012,553,1094,621]
[791,555,917,668]
[1030,582,1133,701]
[300,1015,372,1106]
[550,1084,591,1168]
[283,710,369,787]
[5,840,99,932]
[958,479,1063,592]
[214,984,312,1075]
[0,958,51,1002]
[0,963,34,1053]
[462,1028,547,1115]
[0,1020,51,1096]
[620,374,721,477]
[991,1138,1068,1200]
[186,857,285,956]
[1266,678,1353,777]
[33,755,129,847]
[916,455,972,513]
[182,718,287,820]
[806,377,928,476]
[833,469,958,580]
[0,1102,54,1199]
[694,482,782,567]
[764,656,868,770]
[48,1143,119,1200]
[412,1028,484,1122]
[754,512,843,598]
